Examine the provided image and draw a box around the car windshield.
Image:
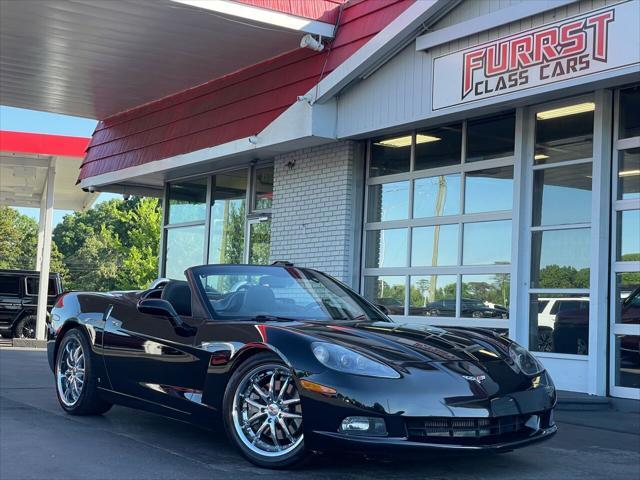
[193,265,388,322]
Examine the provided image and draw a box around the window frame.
[361,112,517,328]
[161,162,274,278]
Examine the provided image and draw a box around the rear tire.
[222,352,307,469]
[14,315,37,339]
[55,329,112,416]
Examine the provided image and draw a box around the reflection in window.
[367,182,408,222]
[619,85,640,139]
[615,335,640,389]
[615,273,640,325]
[532,163,592,226]
[165,225,205,280]
[365,229,407,268]
[167,178,208,224]
[529,294,590,354]
[254,166,273,210]
[463,220,512,265]
[415,124,462,170]
[248,221,271,265]
[363,276,405,315]
[413,174,460,218]
[370,135,411,177]
[466,112,515,162]
[411,224,458,266]
[618,148,640,200]
[618,210,640,261]
[535,105,594,164]
[465,167,513,213]
[25,278,57,296]
[209,171,247,264]
[409,275,456,317]
[531,228,590,288]
[461,274,510,319]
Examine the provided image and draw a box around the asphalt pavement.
[1,348,639,480]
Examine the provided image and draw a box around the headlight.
[509,343,544,376]
[311,342,400,378]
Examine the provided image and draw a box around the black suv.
[0,269,64,339]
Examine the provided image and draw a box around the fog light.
[339,416,387,436]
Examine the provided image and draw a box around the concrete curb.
[10,338,47,349]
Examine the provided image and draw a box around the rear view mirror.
[376,304,390,315]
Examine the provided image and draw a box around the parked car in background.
[533,297,590,352]
[422,298,508,318]
[0,269,64,339]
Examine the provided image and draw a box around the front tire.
[222,353,306,469]
[55,329,112,415]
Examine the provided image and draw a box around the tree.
[0,206,68,278]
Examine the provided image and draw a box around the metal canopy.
[0,0,334,119]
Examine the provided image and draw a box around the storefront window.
[165,225,205,280]
[529,294,590,354]
[254,166,273,210]
[365,229,407,268]
[614,335,640,389]
[370,135,411,177]
[461,274,510,319]
[463,220,512,265]
[367,181,409,222]
[363,112,513,323]
[363,276,405,315]
[414,124,462,170]
[466,112,515,162]
[617,148,640,200]
[413,175,460,218]
[617,210,640,261]
[411,225,458,266]
[534,104,594,164]
[248,221,271,265]
[464,167,513,213]
[409,275,456,317]
[531,229,591,289]
[615,273,640,325]
[619,85,640,139]
[532,163,592,226]
[167,178,207,224]
[209,170,247,265]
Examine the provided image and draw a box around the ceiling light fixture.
[536,102,595,120]
[375,134,440,148]
[619,169,640,177]
[534,154,549,161]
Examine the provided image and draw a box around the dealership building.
[2,0,638,399]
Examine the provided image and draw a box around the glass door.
[524,94,610,394]
[609,85,640,399]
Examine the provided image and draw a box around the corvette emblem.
[462,375,486,383]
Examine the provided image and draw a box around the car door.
[100,293,210,413]
[0,275,22,330]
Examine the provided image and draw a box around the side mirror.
[137,299,196,337]
[376,303,390,315]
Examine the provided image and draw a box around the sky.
[1,106,119,226]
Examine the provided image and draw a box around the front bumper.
[310,423,557,453]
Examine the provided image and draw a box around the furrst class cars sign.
[431,1,640,110]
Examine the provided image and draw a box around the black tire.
[222,352,307,469]
[55,329,112,416]
[13,314,37,339]
[0,332,12,339]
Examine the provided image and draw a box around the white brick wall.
[270,141,363,286]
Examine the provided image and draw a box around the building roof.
[0,131,97,210]
[78,0,416,182]
[0,0,343,119]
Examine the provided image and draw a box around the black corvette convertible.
[47,263,557,468]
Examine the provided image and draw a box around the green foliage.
[54,197,161,291]
[538,264,590,289]
[0,206,68,278]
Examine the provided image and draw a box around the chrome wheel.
[56,338,85,407]
[232,364,303,457]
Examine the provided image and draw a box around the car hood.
[281,321,511,366]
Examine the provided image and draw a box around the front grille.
[406,415,535,443]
